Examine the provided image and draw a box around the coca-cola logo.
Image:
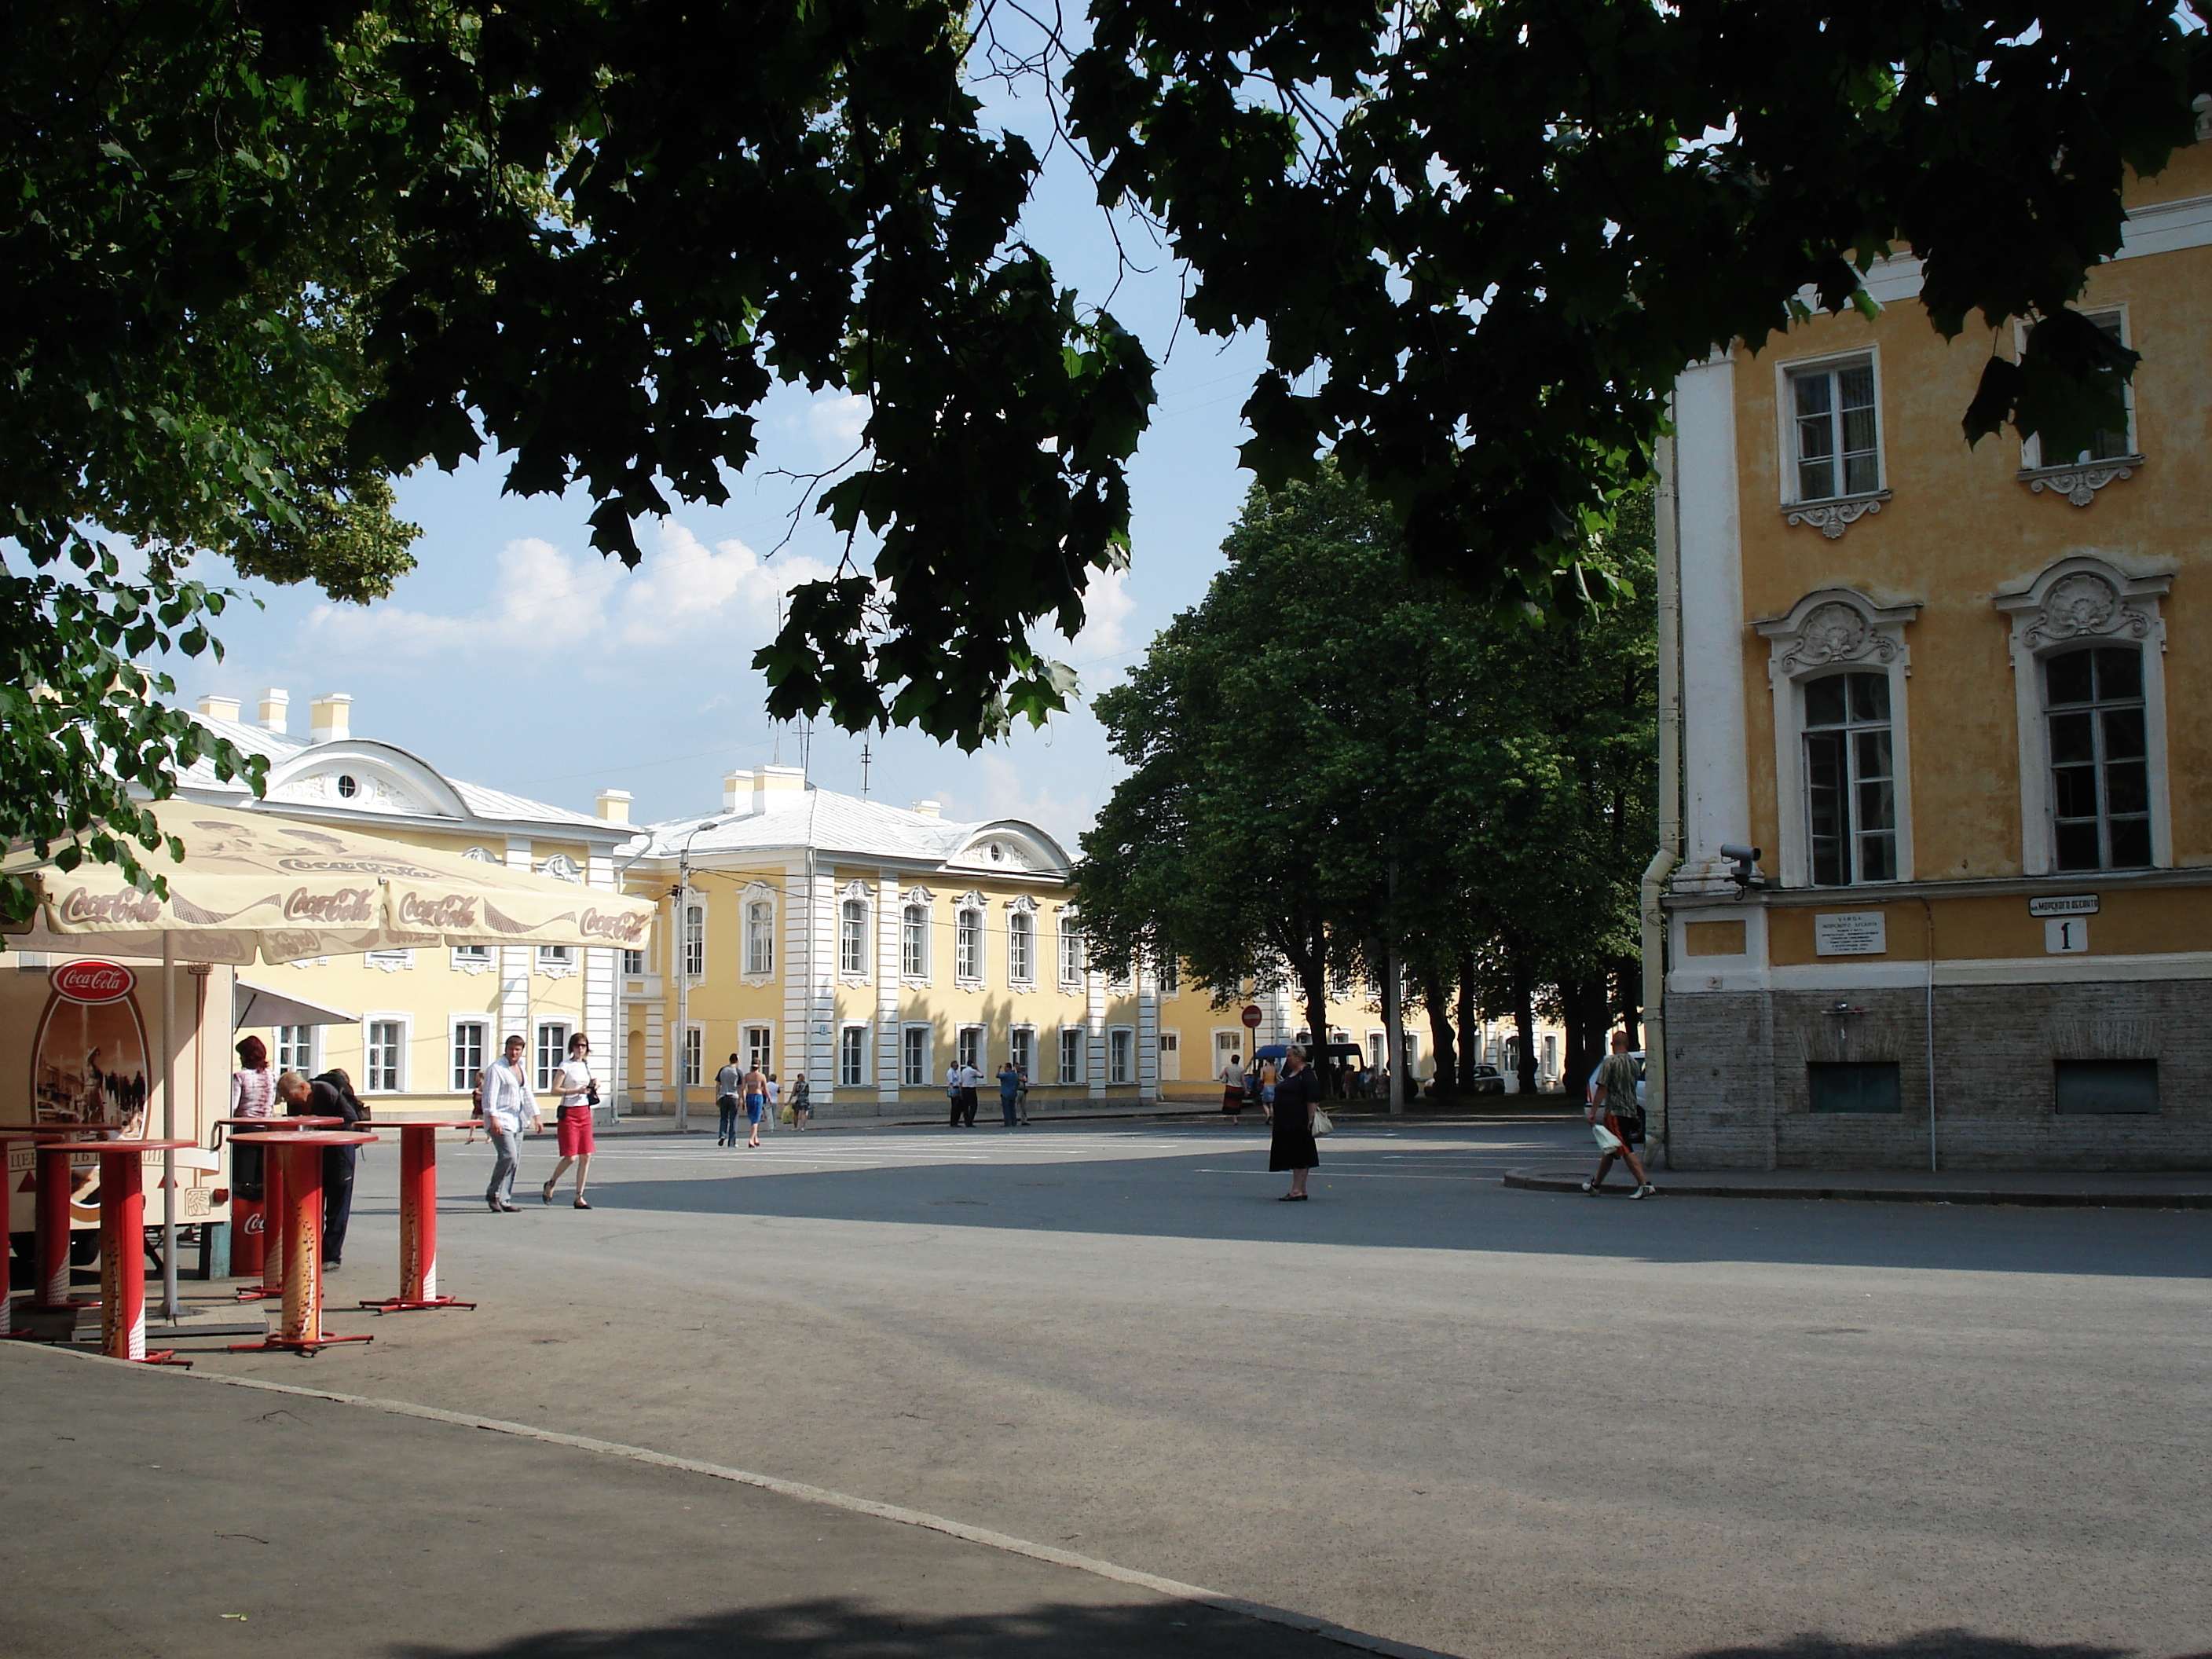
[57,887,163,925]
[52,959,136,1004]
[580,907,647,944]
[282,886,376,925]
[396,892,477,929]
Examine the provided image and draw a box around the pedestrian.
[764,1071,780,1134]
[742,1059,768,1148]
[1218,1049,1246,1126]
[478,1035,542,1212]
[998,1060,1022,1128]
[1259,1057,1277,1124]
[1268,1044,1323,1200]
[714,1053,742,1146]
[540,1032,597,1209]
[1583,1030,1656,1199]
[790,1072,811,1131]
[229,1035,275,1207]
[947,1060,964,1129]
[946,1057,979,1127]
[277,1066,367,1265]
[1016,1066,1031,1125]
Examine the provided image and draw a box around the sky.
[176,57,1271,857]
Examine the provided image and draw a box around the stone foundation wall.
[1664,978,2212,1170]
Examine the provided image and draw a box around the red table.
[226,1132,378,1355]
[214,1117,345,1302]
[360,1122,480,1314]
[1,1132,51,1335]
[19,1128,122,1320]
[93,1138,198,1365]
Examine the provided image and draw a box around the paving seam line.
[23,1344,1459,1659]
[1500,1171,2212,1208]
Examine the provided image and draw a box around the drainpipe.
[1641,424,1684,1170]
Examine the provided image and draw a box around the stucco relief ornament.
[1774,602,1896,676]
[2022,459,2137,507]
[1784,494,1886,539]
[2025,573,2150,649]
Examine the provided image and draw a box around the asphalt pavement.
[16,1119,2208,1658]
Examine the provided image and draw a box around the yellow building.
[617,767,1166,1115]
[1660,141,2212,1168]
[173,690,634,1119]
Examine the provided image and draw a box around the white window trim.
[1755,588,1921,889]
[534,1019,575,1091]
[274,1023,320,1076]
[955,1022,986,1072]
[362,1013,409,1094]
[1994,555,2174,876]
[1008,1023,1037,1080]
[900,888,935,986]
[741,882,776,983]
[839,881,872,983]
[448,1016,489,1094]
[741,1023,775,1076]
[901,1022,933,1087]
[1108,1024,1135,1086]
[1774,346,1892,537]
[681,895,708,983]
[2016,307,2145,482]
[1057,910,1086,990]
[450,944,494,976]
[683,1023,705,1090]
[838,1021,870,1089]
[536,943,577,980]
[1005,898,1037,988]
[364,947,415,973]
[1058,1025,1085,1086]
[954,895,987,989]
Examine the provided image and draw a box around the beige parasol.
[7,798,651,964]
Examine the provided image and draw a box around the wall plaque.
[2027,894,2100,917]
[1814,911,1888,956]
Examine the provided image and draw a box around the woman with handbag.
[1267,1045,1323,1201]
[540,1033,599,1208]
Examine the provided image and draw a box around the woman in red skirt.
[541,1033,599,1209]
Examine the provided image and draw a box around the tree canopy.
[5,2,2204,910]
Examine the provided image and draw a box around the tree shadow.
[1683,1637,2199,1659]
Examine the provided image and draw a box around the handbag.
[779,1104,795,1125]
[1312,1105,1334,1136]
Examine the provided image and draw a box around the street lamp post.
[672,819,716,1134]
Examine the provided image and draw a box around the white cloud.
[298,524,839,672]
[806,391,871,456]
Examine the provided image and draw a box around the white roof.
[624,782,1070,878]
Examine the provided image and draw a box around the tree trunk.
[1513,969,1539,1094]
[1456,962,1478,1090]
[1562,974,1606,1102]
[1613,954,1643,1050]
[1420,964,1455,1099]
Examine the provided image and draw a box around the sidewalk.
[1,1343,1432,1659]
[1504,1165,2212,1207]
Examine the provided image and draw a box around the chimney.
[309,693,352,743]
[756,764,806,809]
[911,799,942,819]
[258,688,289,734]
[723,769,753,812]
[196,694,241,723]
[595,789,632,825]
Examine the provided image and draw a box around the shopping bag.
[780,1104,795,1125]
[1313,1106,1335,1136]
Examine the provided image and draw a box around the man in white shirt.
[947,1059,980,1129]
[480,1035,543,1213]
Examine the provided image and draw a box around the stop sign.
[1240,1004,1262,1029]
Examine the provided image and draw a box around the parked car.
[1467,1063,1506,1097]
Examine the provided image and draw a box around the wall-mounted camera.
[1719,844,1766,893]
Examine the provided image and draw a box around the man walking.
[480,1035,542,1212]
[714,1053,742,1147]
[1584,1031,1656,1199]
[998,1059,1023,1128]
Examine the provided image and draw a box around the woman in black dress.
[1268,1046,1322,1200]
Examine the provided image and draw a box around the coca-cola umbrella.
[3,799,654,1320]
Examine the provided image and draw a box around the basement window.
[2053,1060,2158,1115]
[1807,1061,1901,1115]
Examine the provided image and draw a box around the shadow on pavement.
[1684,1635,2195,1659]
[383,1597,1367,1659]
[591,1140,2212,1280]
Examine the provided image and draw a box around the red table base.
[97,1141,195,1367]
[228,1133,375,1355]
[234,1148,286,1302]
[26,1140,97,1315]
[361,1123,477,1313]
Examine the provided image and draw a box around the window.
[839,1025,866,1088]
[1807,1061,1901,1114]
[2054,1059,2158,1115]
[365,947,413,969]
[452,944,493,971]
[1059,1027,1083,1085]
[451,1022,485,1092]
[536,1023,572,1090]
[1804,671,1897,885]
[2026,312,2136,467]
[1008,910,1034,984]
[1789,357,1879,500]
[621,948,645,976]
[364,1020,404,1093]
[745,901,774,976]
[840,899,868,976]
[1109,1027,1133,1084]
[744,1025,774,1074]
[1059,922,1085,985]
[276,1025,315,1074]
[683,903,705,978]
[956,908,983,982]
[957,1026,983,1072]
[1009,1027,1034,1080]
[2046,646,2151,872]
[536,944,573,972]
[903,1025,930,1086]
[683,1027,703,1088]
[902,903,928,978]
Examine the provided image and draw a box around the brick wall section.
[1668,979,2212,1170]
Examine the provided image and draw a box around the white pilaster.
[1137,970,1159,1103]
[1086,969,1107,1093]
[1675,353,1752,877]
[876,869,901,1106]
[501,837,533,1046]
[584,850,617,1115]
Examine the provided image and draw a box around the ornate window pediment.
[1755,588,1918,682]
[1994,557,2168,651]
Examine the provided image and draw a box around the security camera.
[1719,844,1765,892]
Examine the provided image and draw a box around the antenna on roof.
[800,716,813,778]
[860,737,872,800]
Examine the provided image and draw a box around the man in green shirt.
[1583,1031,1655,1199]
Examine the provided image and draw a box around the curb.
[13,1344,1461,1659]
[1502,1169,2212,1209]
